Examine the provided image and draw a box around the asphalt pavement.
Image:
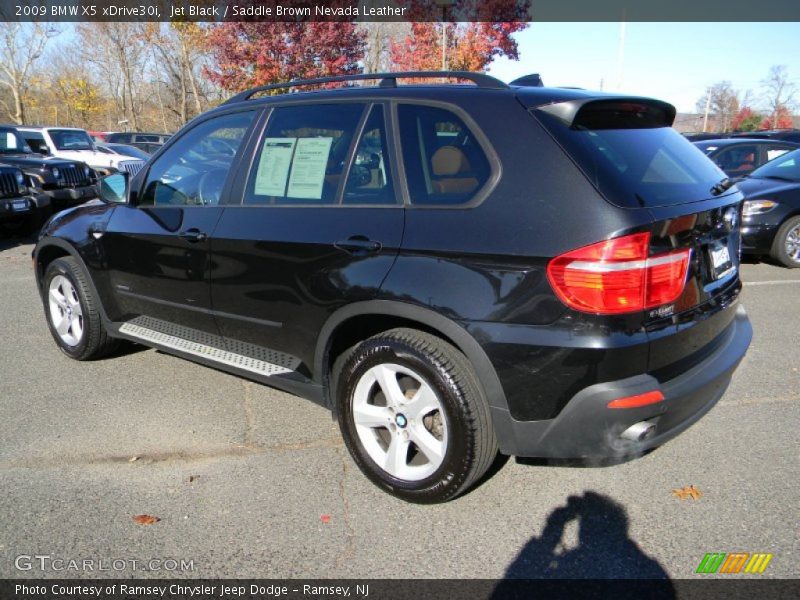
[0,233,797,580]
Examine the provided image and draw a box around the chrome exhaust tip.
[620,420,657,442]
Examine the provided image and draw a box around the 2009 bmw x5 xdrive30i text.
[33,72,752,503]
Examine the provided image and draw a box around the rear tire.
[335,328,497,503]
[771,216,800,268]
[43,257,119,360]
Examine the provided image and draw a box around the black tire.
[335,328,497,503]
[42,257,119,360]
[770,216,800,268]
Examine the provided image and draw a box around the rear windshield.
[535,107,730,207]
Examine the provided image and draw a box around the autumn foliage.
[205,22,365,93]
[390,1,529,73]
[759,105,794,130]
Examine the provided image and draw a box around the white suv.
[18,126,146,178]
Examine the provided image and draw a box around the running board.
[119,321,296,378]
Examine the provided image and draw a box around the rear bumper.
[491,304,752,458]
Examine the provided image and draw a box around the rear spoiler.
[536,97,677,129]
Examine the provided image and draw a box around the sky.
[487,22,800,115]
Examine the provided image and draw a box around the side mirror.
[99,172,129,204]
[39,146,50,155]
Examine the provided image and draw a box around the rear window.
[535,102,729,207]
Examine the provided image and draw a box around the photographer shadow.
[493,491,675,597]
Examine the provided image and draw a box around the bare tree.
[761,65,796,128]
[142,23,211,128]
[0,23,59,124]
[360,22,410,73]
[695,81,740,132]
[76,23,147,131]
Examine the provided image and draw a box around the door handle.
[334,235,382,254]
[178,228,208,243]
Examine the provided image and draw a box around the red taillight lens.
[547,232,690,315]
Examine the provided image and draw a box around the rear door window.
[397,104,492,206]
[344,105,396,205]
[246,103,366,205]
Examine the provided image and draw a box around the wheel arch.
[315,300,509,414]
[34,238,111,324]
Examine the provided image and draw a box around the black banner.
[2,0,800,23]
[2,579,800,600]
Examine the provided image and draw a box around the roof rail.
[509,74,544,87]
[223,71,509,104]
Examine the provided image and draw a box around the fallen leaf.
[320,514,331,524]
[189,475,199,483]
[132,514,160,525]
[672,485,703,501]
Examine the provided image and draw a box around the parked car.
[730,129,800,143]
[96,143,151,161]
[105,132,171,155]
[88,131,114,143]
[736,148,800,267]
[682,131,729,142]
[33,71,751,503]
[18,126,146,178]
[693,138,798,177]
[0,163,39,233]
[0,125,96,215]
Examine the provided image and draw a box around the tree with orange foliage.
[390,1,529,73]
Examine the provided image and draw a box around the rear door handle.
[334,235,382,254]
[178,228,208,243]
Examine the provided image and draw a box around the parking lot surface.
[1,233,798,579]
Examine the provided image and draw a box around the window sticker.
[254,137,297,197]
[286,137,334,200]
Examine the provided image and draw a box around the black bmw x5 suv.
[33,71,752,503]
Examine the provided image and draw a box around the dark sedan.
[736,148,800,267]
[694,138,799,177]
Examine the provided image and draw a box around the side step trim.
[119,322,294,377]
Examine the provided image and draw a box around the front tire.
[43,257,118,360]
[335,328,497,503]
[771,215,800,268]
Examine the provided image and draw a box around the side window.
[715,145,757,172]
[246,103,365,205]
[139,111,255,207]
[23,131,47,153]
[766,146,792,162]
[398,104,492,205]
[344,105,395,205]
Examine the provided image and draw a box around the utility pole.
[702,93,711,133]
[615,15,626,91]
[435,0,455,72]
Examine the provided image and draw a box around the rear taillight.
[547,232,690,315]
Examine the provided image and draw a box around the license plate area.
[708,239,734,280]
[11,200,28,212]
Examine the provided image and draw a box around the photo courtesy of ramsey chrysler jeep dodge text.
[33,71,752,503]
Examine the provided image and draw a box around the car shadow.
[0,229,36,251]
[492,491,675,595]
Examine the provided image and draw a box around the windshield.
[107,144,150,160]
[535,110,729,207]
[50,129,95,151]
[749,148,800,182]
[0,129,32,154]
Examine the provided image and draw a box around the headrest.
[431,146,472,176]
